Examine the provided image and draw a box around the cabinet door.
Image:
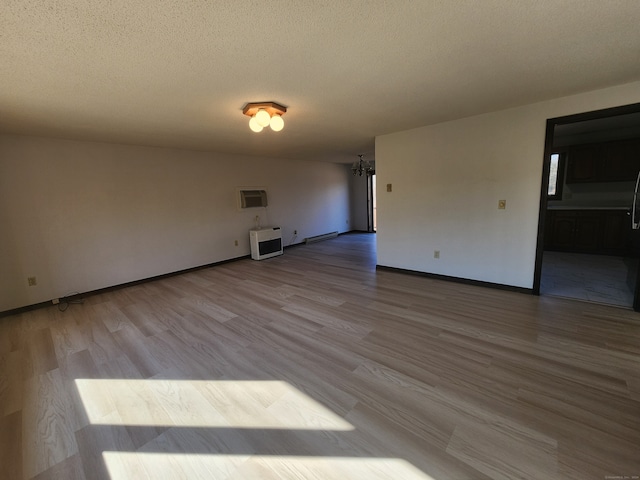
[601,210,630,254]
[574,213,601,252]
[545,210,630,255]
[566,144,603,183]
[551,214,576,249]
[603,139,640,182]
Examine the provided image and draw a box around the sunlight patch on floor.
[75,379,354,430]
[103,452,436,480]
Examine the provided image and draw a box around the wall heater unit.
[249,227,283,260]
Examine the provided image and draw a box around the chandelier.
[243,102,287,132]
[351,154,373,176]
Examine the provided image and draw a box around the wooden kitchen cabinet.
[548,212,577,249]
[565,144,603,183]
[602,139,640,182]
[601,210,631,252]
[573,212,602,251]
[545,209,630,255]
[565,138,640,184]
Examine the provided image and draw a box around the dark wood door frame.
[367,171,376,233]
[533,102,640,310]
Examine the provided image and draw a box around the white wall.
[376,81,640,289]
[0,135,351,312]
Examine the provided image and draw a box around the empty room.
[1,2,640,479]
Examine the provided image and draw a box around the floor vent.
[305,231,339,244]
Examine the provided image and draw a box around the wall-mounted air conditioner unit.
[239,189,268,209]
[249,227,283,260]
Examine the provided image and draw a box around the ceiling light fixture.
[352,154,373,176]
[243,102,287,133]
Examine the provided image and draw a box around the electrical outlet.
[234,240,238,246]
[498,199,506,209]
[27,276,37,286]
[294,230,297,235]
[434,250,440,259]
[387,183,392,192]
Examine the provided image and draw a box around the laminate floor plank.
[30,453,86,480]
[74,412,136,480]
[263,319,367,373]
[554,424,640,478]
[22,369,79,478]
[85,315,127,366]
[282,301,373,341]
[516,387,640,446]
[448,360,640,437]
[236,343,361,418]
[227,314,315,347]
[0,410,23,479]
[48,310,91,360]
[3,233,640,479]
[439,330,636,396]
[0,349,24,416]
[57,349,101,430]
[446,421,558,480]
[328,332,443,389]
[276,284,346,308]
[345,402,495,480]
[111,325,166,380]
[88,301,131,334]
[21,328,58,380]
[95,353,146,381]
[178,294,240,323]
[144,330,224,380]
[121,301,171,338]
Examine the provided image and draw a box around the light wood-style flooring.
[1,233,639,479]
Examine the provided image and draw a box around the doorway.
[534,103,640,310]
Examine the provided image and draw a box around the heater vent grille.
[250,227,283,260]
[305,231,339,244]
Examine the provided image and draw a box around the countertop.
[547,205,630,210]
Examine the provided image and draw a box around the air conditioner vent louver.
[240,190,267,208]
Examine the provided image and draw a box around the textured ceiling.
[1,1,640,163]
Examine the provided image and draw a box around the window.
[548,152,565,200]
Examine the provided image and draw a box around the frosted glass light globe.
[269,114,284,132]
[249,116,263,132]
[255,109,271,127]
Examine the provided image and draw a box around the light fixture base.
[243,102,287,117]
